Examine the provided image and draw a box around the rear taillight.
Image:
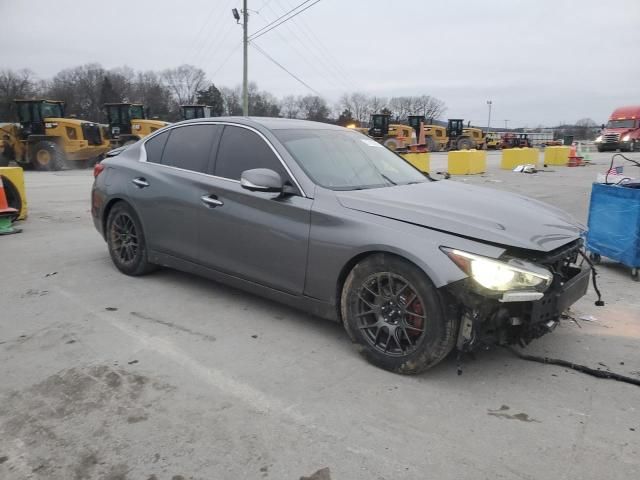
[93,162,105,178]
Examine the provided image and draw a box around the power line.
[193,0,240,64]
[271,0,358,91]
[211,42,243,78]
[249,0,322,41]
[251,42,322,96]
[257,4,347,91]
[249,0,313,38]
[276,0,359,90]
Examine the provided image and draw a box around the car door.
[197,124,312,294]
[128,124,222,262]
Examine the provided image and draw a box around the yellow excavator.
[0,99,110,170]
[103,103,169,147]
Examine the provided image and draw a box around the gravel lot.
[1,150,639,480]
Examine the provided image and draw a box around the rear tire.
[456,137,473,150]
[31,141,65,171]
[341,254,457,374]
[425,137,437,152]
[383,138,400,151]
[106,202,157,276]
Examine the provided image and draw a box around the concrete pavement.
[1,152,638,479]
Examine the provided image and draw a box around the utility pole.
[486,100,492,133]
[242,0,249,116]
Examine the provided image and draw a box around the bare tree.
[369,96,388,114]
[297,95,330,122]
[161,64,207,105]
[220,87,242,116]
[415,95,446,120]
[0,69,37,121]
[281,95,300,119]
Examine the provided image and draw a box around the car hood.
[336,181,584,252]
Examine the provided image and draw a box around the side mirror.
[240,168,283,193]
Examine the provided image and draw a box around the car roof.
[178,116,345,131]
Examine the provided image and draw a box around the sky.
[1,0,639,127]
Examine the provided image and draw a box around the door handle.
[201,195,224,208]
[132,177,149,188]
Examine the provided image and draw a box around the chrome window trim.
[140,121,307,197]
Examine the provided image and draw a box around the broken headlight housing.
[442,248,552,293]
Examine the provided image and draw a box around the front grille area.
[532,239,582,287]
[603,132,620,144]
[82,123,103,145]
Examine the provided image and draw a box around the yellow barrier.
[0,166,27,220]
[400,151,430,173]
[544,146,570,166]
[448,149,486,175]
[501,148,539,169]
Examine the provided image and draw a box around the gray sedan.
[91,117,591,374]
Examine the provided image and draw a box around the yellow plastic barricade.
[0,166,27,220]
[544,146,570,166]
[448,149,486,175]
[400,152,430,173]
[501,148,539,169]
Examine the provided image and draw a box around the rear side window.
[214,126,286,180]
[144,130,170,164]
[161,124,221,173]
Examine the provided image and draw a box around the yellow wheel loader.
[367,114,415,150]
[103,103,169,147]
[462,126,487,149]
[0,100,110,171]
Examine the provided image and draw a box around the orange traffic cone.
[0,176,20,235]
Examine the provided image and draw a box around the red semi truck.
[595,105,640,152]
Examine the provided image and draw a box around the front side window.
[214,126,286,180]
[107,106,122,125]
[18,103,31,123]
[161,124,221,173]
[129,105,144,120]
[41,102,63,118]
[275,129,426,190]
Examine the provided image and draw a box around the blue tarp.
[586,183,640,268]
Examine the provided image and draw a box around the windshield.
[129,105,144,120]
[607,119,635,129]
[274,129,427,190]
[40,102,63,118]
[183,107,199,120]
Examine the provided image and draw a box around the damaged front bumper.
[444,242,591,350]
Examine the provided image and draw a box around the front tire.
[341,254,457,374]
[31,141,65,171]
[106,202,156,276]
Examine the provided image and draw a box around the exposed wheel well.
[101,198,126,238]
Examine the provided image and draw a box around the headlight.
[595,135,602,143]
[133,124,141,130]
[442,248,552,292]
[622,134,630,141]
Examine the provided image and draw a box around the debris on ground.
[513,164,537,173]
[105,307,118,311]
[300,467,331,480]
[44,271,58,277]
